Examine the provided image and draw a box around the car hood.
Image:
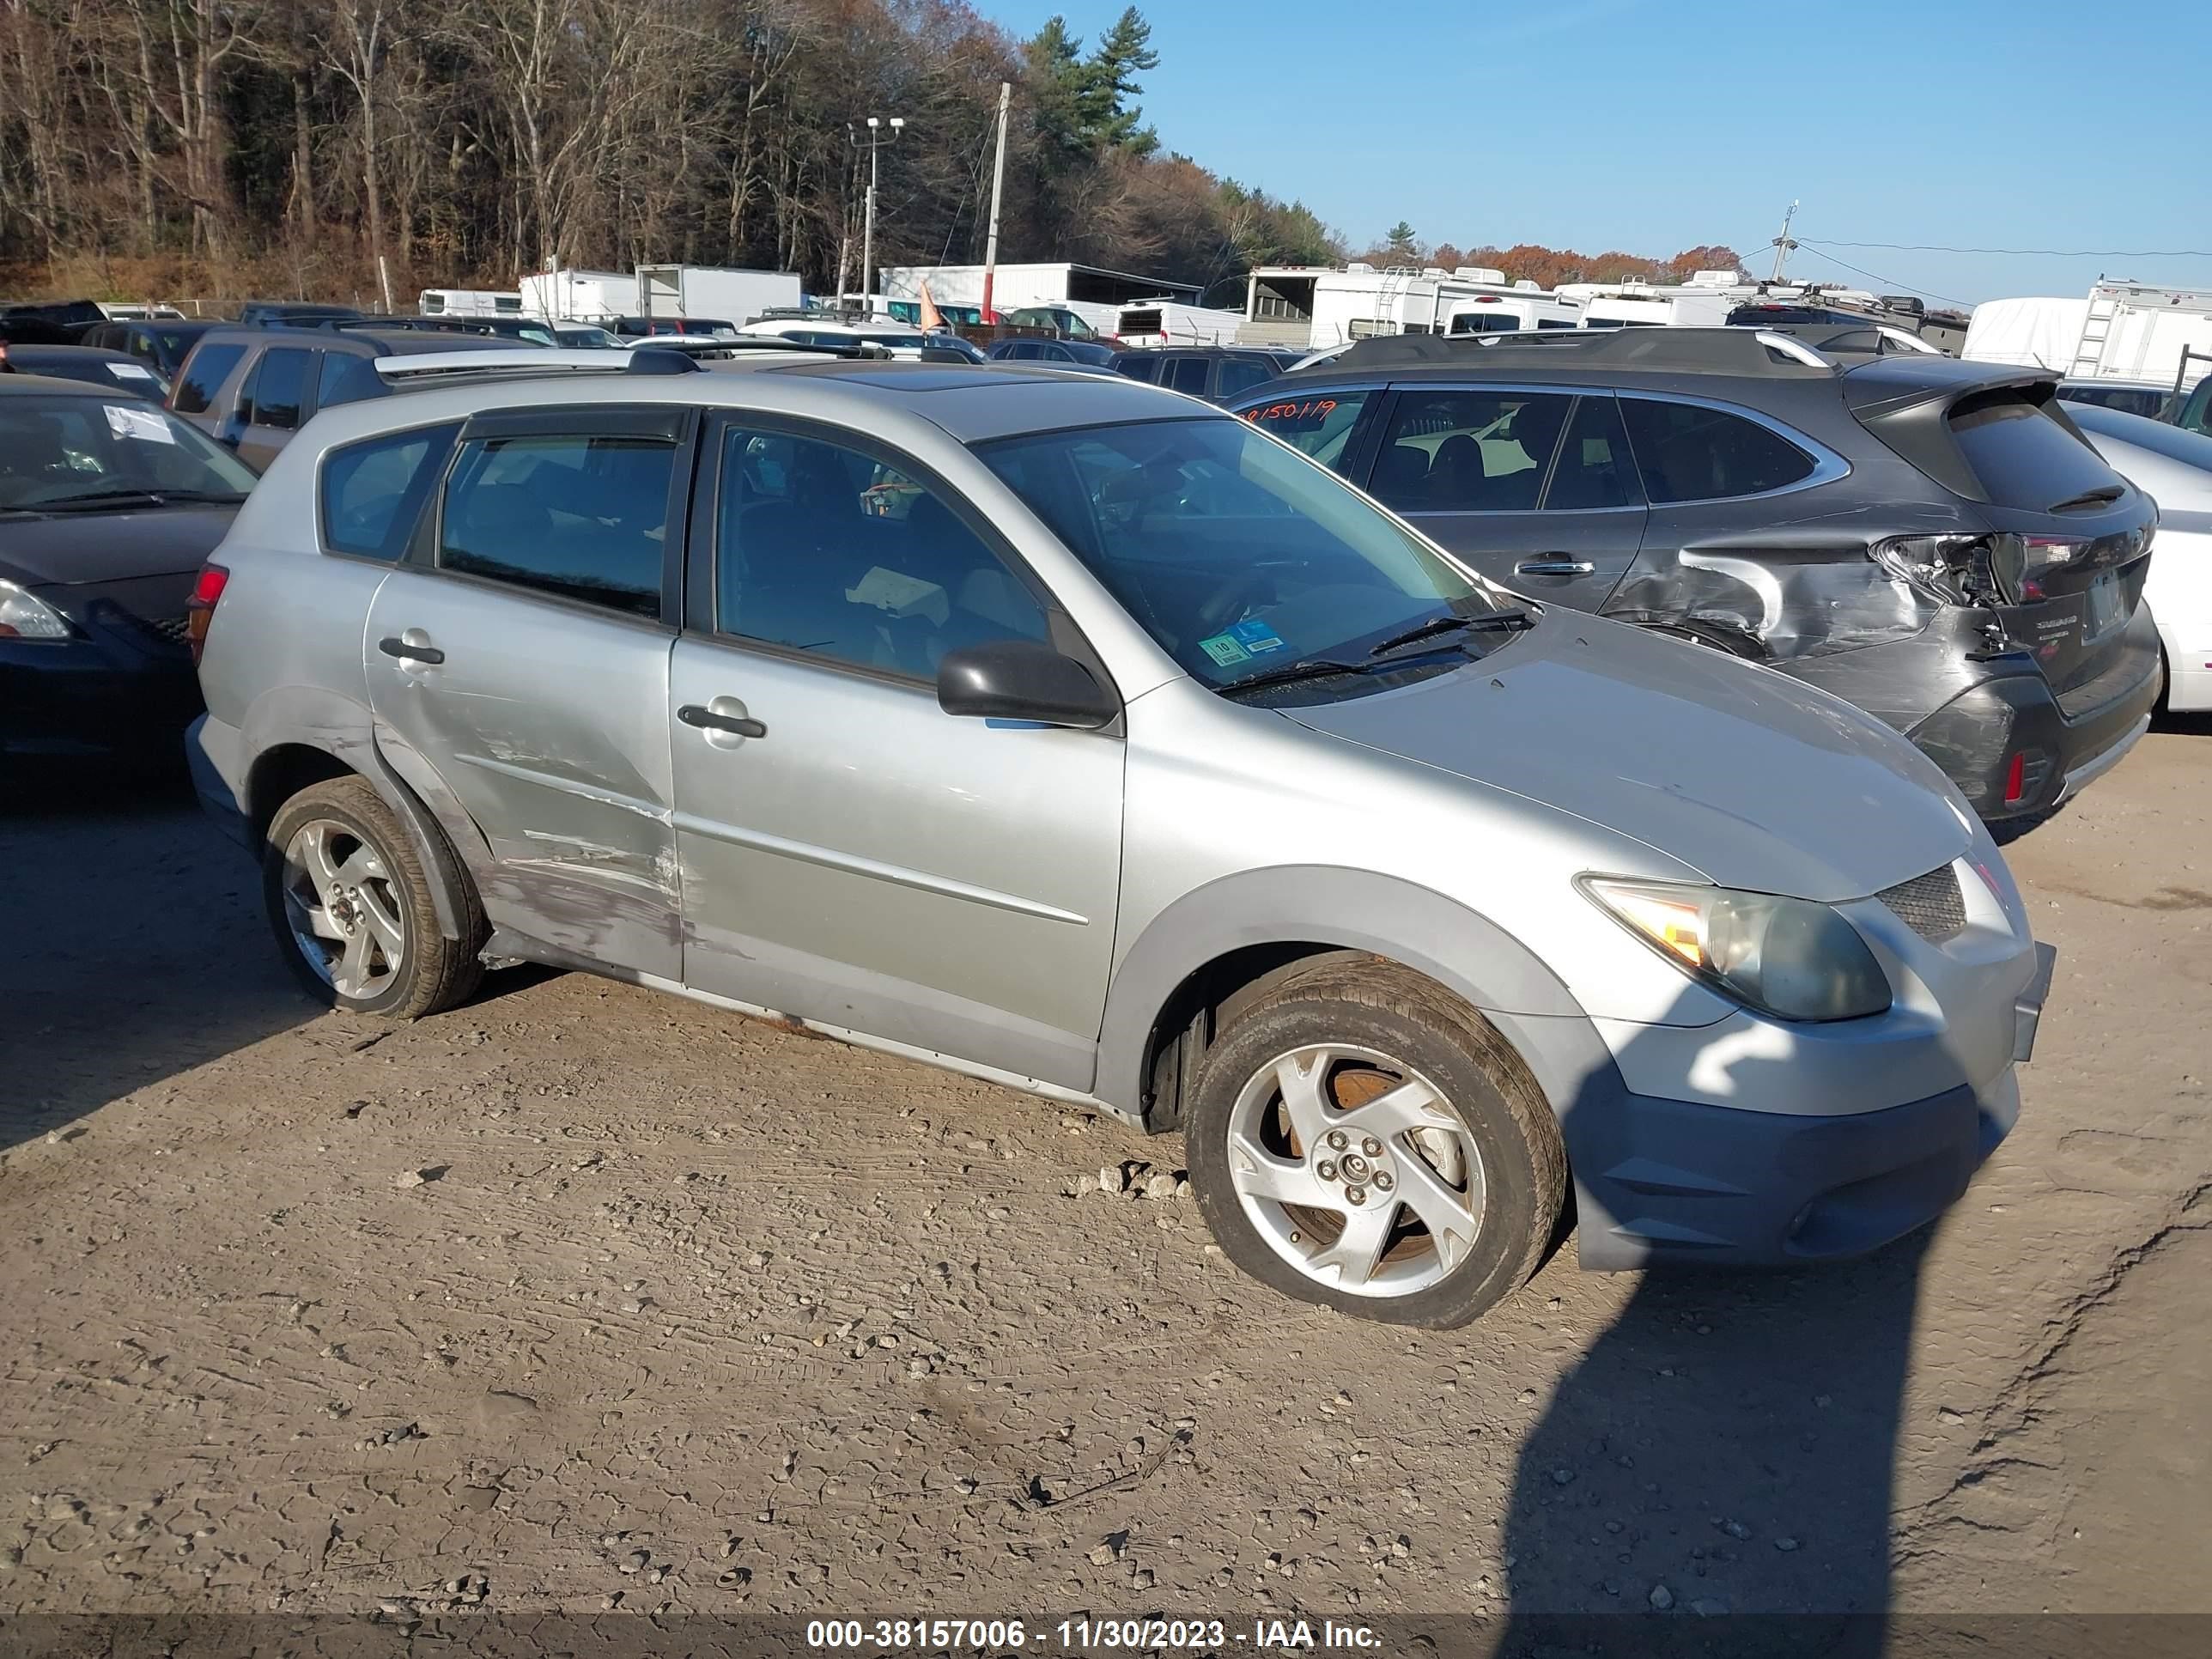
[0,504,236,587]
[1280,613,1972,903]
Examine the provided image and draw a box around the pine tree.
[1385,220,1419,258]
[1086,8,1161,156]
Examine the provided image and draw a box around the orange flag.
[918,280,945,332]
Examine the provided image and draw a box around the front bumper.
[1566,942,2055,1271]
[0,624,202,759]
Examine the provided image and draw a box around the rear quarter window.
[171,343,245,415]
[1947,391,2124,509]
[1620,398,1818,502]
[321,423,460,561]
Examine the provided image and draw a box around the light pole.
[848,115,905,314]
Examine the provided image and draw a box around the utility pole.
[981,81,1011,321]
[848,114,905,314]
[1769,200,1799,283]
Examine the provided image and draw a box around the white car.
[2066,401,2212,712]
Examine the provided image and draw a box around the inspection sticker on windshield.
[109,362,159,381]
[1199,633,1252,666]
[104,403,173,444]
[1228,618,1286,654]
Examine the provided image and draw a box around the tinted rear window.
[1948,391,2124,510]
[172,343,244,415]
[246,348,313,429]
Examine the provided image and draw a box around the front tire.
[262,776,482,1020]
[1185,958,1566,1328]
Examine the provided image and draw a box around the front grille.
[1877,865,1966,944]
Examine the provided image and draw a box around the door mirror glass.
[937,639,1118,730]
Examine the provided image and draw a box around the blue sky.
[982,0,2212,307]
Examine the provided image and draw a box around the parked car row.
[8,319,2198,1332]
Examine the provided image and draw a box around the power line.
[1806,237,2212,258]
[1790,242,1975,308]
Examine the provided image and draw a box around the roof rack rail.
[371,338,879,382]
[1327,325,1842,375]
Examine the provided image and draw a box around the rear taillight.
[185,562,228,665]
[2002,750,2027,806]
[1870,532,2087,608]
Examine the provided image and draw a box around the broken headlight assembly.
[1869,532,2089,608]
[1578,876,1893,1023]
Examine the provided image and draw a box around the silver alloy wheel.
[1224,1042,1486,1298]
[280,818,405,1000]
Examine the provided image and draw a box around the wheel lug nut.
[1316,1159,1336,1181]
[1326,1130,1348,1151]
[1346,1186,1366,1206]
[1361,1136,1382,1158]
[1373,1171,1395,1192]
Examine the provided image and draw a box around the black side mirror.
[937,639,1118,730]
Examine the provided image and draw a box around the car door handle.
[1514,558,1595,576]
[378,635,445,665]
[678,703,767,739]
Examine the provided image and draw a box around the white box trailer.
[636,264,802,329]
[1114,298,1249,346]
[418,288,525,318]
[1964,283,2212,388]
[878,262,1201,337]
[1237,264,1579,350]
[1557,279,1741,329]
[520,268,637,322]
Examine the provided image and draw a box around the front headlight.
[0,579,73,641]
[1579,876,1891,1022]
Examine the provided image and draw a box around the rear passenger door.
[362,406,692,979]
[1356,386,1647,611]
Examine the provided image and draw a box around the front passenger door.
[669,416,1125,1091]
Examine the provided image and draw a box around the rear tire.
[262,776,483,1020]
[1185,958,1566,1328]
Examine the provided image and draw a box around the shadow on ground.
[0,760,315,1153]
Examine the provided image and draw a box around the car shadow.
[1492,1011,1972,1656]
[0,759,317,1154]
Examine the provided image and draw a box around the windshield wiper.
[17,487,243,512]
[1364,607,1534,659]
[1217,657,1382,696]
[2046,484,2124,513]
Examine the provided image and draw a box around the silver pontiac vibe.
[187,352,2053,1326]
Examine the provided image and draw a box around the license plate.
[2082,569,2124,643]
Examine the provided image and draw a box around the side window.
[1370,389,1573,512]
[1620,398,1817,503]
[1540,396,1640,511]
[317,350,382,409]
[2179,381,2212,437]
[1213,358,1275,400]
[1242,389,1370,471]
[439,430,674,619]
[1115,355,1162,384]
[321,423,459,562]
[713,424,1050,679]
[171,343,244,416]
[246,348,314,430]
[1166,356,1212,396]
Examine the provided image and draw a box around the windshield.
[975,417,1509,693]
[0,394,258,511]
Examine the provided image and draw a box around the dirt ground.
[3,723,2208,1646]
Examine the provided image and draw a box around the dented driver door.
[362,406,692,980]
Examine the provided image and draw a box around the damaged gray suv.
[190,348,2053,1327]
[1234,327,2161,818]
